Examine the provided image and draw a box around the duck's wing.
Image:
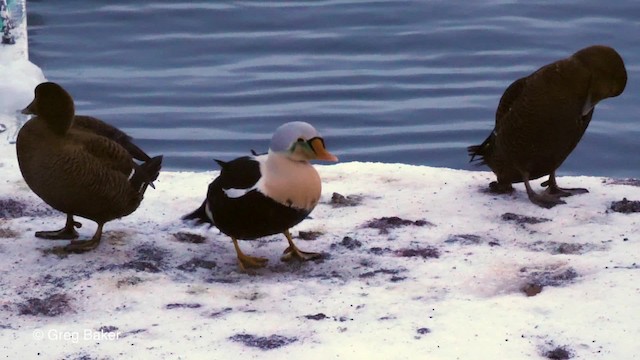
[76,132,135,177]
[495,77,527,129]
[74,115,151,162]
[214,156,262,198]
[468,77,527,164]
[183,156,259,226]
[565,107,594,156]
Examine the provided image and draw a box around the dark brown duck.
[469,45,627,208]
[16,82,162,251]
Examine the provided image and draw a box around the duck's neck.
[46,116,74,136]
[41,101,75,136]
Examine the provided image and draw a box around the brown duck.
[468,45,627,208]
[16,82,163,251]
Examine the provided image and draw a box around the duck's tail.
[182,200,214,226]
[467,132,494,166]
[130,155,163,194]
[183,161,224,226]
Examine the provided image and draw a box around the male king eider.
[184,121,338,271]
[468,45,627,208]
[16,82,163,252]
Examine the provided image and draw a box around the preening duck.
[16,82,163,251]
[184,121,338,271]
[468,45,627,208]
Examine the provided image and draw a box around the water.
[26,1,640,177]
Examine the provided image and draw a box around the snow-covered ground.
[1,16,640,360]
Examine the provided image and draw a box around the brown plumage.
[16,82,163,251]
[469,45,627,208]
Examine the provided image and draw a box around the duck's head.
[22,82,75,136]
[573,45,627,102]
[269,121,338,162]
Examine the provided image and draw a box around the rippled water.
[26,1,640,177]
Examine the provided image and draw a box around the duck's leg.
[232,237,268,271]
[281,229,321,262]
[65,222,103,252]
[522,171,565,209]
[35,214,81,240]
[541,171,588,197]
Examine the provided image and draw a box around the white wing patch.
[223,185,258,199]
[221,154,265,199]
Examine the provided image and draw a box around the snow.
[1,21,640,360]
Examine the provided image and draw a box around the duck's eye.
[296,137,305,143]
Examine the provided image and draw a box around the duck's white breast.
[257,153,321,211]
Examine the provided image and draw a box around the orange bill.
[309,137,338,162]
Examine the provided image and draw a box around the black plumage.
[469,45,627,208]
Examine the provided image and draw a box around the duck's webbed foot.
[65,239,100,252]
[280,230,322,262]
[527,191,566,209]
[232,238,268,271]
[489,181,514,194]
[281,246,322,262]
[35,214,81,240]
[541,173,588,197]
[64,223,103,253]
[237,253,269,270]
[36,227,79,240]
[523,172,566,209]
[543,185,588,197]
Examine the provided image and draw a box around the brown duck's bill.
[309,137,338,162]
[21,100,35,115]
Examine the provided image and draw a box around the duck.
[184,121,338,271]
[16,81,163,252]
[468,45,627,208]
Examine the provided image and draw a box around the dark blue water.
[26,1,640,177]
